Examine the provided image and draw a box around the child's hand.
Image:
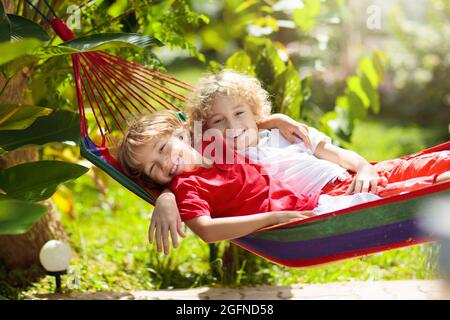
[345,165,386,195]
[149,191,186,255]
[270,210,316,225]
[269,113,313,150]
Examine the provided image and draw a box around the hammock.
[30,4,450,268]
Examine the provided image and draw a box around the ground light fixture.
[39,240,72,293]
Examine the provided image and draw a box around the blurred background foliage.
[0,0,448,298]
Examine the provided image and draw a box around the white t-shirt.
[244,128,380,214]
[244,127,348,195]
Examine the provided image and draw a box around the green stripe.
[252,189,450,242]
[79,138,156,204]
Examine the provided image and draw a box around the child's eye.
[159,143,166,153]
[149,164,155,176]
[213,118,223,124]
[235,111,244,116]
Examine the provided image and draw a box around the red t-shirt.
[168,144,320,221]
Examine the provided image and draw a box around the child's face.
[134,132,202,185]
[205,95,259,150]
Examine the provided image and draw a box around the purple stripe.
[233,219,429,261]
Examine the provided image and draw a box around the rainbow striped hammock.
[47,18,450,268]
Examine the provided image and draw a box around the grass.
[13,119,440,298]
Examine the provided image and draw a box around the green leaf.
[32,45,78,60]
[272,62,302,119]
[201,24,230,51]
[360,73,380,114]
[244,36,286,87]
[347,76,370,108]
[0,199,48,235]
[33,33,164,60]
[358,57,379,88]
[372,50,387,83]
[0,2,11,42]
[107,0,128,18]
[0,161,89,202]
[7,14,50,42]
[346,90,367,120]
[61,33,164,52]
[225,50,255,76]
[0,38,42,66]
[0,104,53,130]
[0,110,79,151]
[1,53,37,78]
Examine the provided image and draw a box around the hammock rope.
[25,1,450,268]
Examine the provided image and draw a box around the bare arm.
[314,141,371,173]
[149,189,186,255]
[185,211,315,243]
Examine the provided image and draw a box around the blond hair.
[185,69,272,130]
[118,110,184,187]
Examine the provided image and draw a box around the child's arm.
[149,189,186,255]
[314,141,383,194]
[258,113,313,150]
[185,210,315,243]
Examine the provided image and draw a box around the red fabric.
[323,151,450,198]
[168,144,320,222]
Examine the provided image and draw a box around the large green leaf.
[225,50,255,76]
[360,73,380,114]
[272,62,303,118]
[0,161,89,202]
[0,199,48,235]
[0,104,53,130]
[0,2,11,42]
[347,76,370,109]
[34,33,164,60]
[0,38,42,66]
[0,110,79,151]
[7,14,49,42]
[244,36,286,87]
[61,32,163,51]
[2,32,162,65]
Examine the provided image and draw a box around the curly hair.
[185,69,272,131]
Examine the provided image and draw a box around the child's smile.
[206,95,259,150]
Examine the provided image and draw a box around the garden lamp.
[39,240,72,293]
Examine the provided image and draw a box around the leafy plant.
[0,1,165,237]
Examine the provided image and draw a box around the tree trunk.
[0,0,67,275]
[0,147,68,272]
